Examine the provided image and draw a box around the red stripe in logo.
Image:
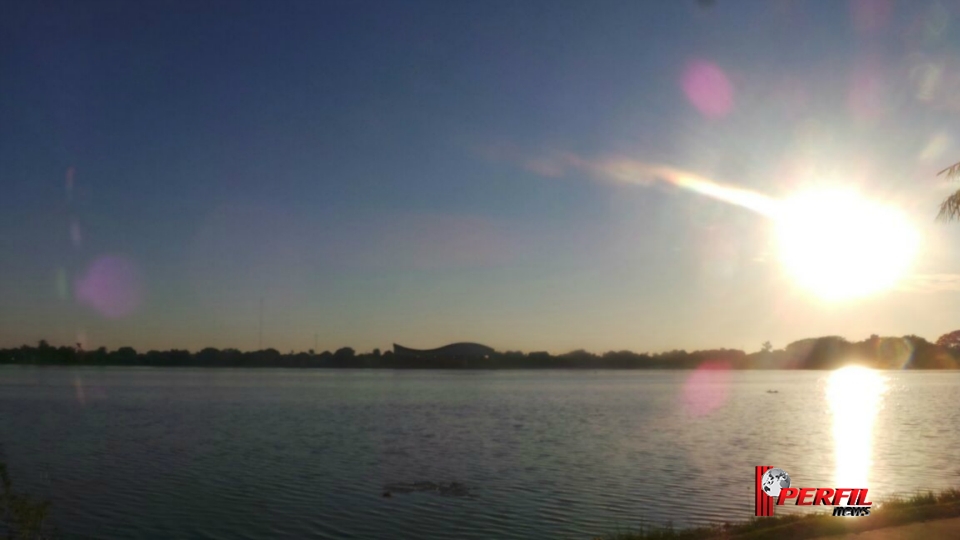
[755,465,773,516]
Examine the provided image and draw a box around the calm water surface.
[1,368,958,539]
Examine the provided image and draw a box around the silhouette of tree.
[784,336,850,369]
[197,348,221,366]
[334,347,355,360]
[935,330,960,350]
[905,334,957,369]
[936,160,960,220]
[115,347,137,363]
[3,334,960,370]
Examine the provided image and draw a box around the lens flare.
[70,222,83,249]
[65,166,75,200]
[55,268,68,300]
[576,157,920,301]
[74,255,144,318]
[681,60,734,119]
[681,360,731,417]
[592,159,778,216]
[848,64,887,120]
[850,0,893,34]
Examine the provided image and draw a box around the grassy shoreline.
[595,488,960,540]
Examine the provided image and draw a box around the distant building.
[392,342,495,359]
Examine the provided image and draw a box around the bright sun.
[775,188,920,301]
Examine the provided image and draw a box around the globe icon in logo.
[761,468,791,497]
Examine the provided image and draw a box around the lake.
[1,367,958,539]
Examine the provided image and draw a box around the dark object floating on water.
[382,491,392,498]
[767,390,779,394]
[383,481,474,497]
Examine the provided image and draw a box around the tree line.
[3,332,960,369]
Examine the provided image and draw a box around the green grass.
[594,488,960,540]
[0,460,56,540]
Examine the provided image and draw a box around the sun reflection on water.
[826,366,886,505]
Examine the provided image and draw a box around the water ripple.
[0,368,958,539]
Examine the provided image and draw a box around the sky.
[4,0,960,354]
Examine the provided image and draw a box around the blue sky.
[4,0,960,354]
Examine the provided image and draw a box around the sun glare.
[826,366,886,504]
[775,188,920,301]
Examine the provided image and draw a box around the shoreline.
[6,333,960,370]
[3,363,960,371]
[597,489,960,540]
